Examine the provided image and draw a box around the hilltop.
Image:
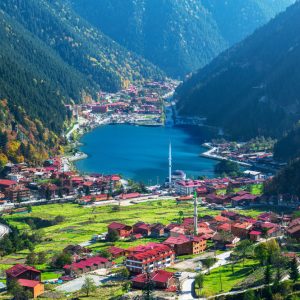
[176,1,300,139]
[71,0,294,77]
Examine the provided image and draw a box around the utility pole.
[168,142,172,190]
[194,191,198,235]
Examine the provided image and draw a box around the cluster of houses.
[3,211,300,296]
[66,79,178,126]
[173,176,263,208]
[204,141,287,172]
[0,159,131,206]
[96,210,299,290]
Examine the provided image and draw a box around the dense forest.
[70,0,293,78]
[273,123,300,162]
[265,159,300,197]
[175,1,300,139]
[0,0,164,164]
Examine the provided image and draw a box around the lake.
[75,124,217,183]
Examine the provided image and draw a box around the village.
[0,150,299,299]
[0,82,299,299]
[65,79,179,134]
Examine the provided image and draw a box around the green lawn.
[198,259,259,297]
[249,184,264,195]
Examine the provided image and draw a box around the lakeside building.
[175,180,203,195]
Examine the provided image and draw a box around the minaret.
[194,191,198,235]
[168,142,172,188]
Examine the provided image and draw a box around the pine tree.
[290,257,299,282]
[264,265,271,285]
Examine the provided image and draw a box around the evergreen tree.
[264,265,272,285]
[290,257,299,282]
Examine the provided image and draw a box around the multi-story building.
[175,180,202,195]
[125,243,175,274]
[5,185,31,202]
[163,235,206,256]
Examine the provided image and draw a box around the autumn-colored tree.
[0,153,8,170]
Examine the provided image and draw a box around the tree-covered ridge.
[273,123,300,162]
[265,158,300,197]
[71,0,294,78]
[0,11,90,134]
[0,100,61,168]
[176,1,300,139]
[0,0,164,93]
[0,0,165,162]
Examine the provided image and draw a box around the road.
[178,251,232,300]
[179,272,196,300]
[56,269,109,293]
[0,223,10,239]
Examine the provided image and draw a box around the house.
[5,185,31,202]
[132,270,176,290]
[286,218,300,240]
[163,235,206,256]
[6,264,44,298]
[150,223,165,237]
[6,264,41,283]
[0,179,17,191]
[63,245,92,261]
[221,211,240,221]
[108,246,126,258]
[249,230,262,242]
[175,180,202,195]
[169,226,186,237]
[231,222,253,239]
[212,233,240,249]
[108,222,132,239]
[205,194,230,205]
[231,193,258,207]
[17,279,44,298]
[120,193,141,200]
[133,222,151,236]
[243,170,262,180]
[63,257,112,276]
[125,243,175,274]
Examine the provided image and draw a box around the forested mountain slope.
[273,123,300,162]
[176,1,300,139]
[0,0,164,164]
[265,158,300,197]
[71,0,294,77]
[0,0,164,92]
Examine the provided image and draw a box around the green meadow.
[0,200,266,276]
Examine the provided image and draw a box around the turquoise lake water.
[75,124,217,183]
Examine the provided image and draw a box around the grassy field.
[197,259,259,297]
[0,200,267,277]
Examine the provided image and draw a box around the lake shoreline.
[72,124,218,181]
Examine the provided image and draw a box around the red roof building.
[17,279,44,298]
[108,246,126,258]
[6,264,43,298]
[0,179,17,190]
[6,264,41,282]
[120,193,141,200]
[108,222,132,238]
[63,257,111,276]
[132,270,175,290]
[163,235,206,256]
[125,243,175,274]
